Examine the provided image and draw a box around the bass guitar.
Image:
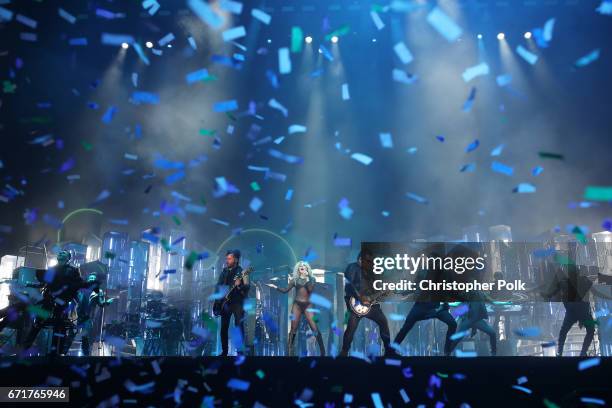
[212,266,253,317]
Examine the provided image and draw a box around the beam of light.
[57,208,103,243]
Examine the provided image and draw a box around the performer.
[74,273,114,356]
[393,266,457,356]
[22,250,96,355]
[267,261,325,356]
[340,250,396,357]
[542,263,595,356]
[450,291,497,356]
[216,249,250,356]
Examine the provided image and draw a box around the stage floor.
[0,356,609,407]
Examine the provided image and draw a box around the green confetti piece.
[199,128,216,136]
[436,372,449,378]
[572,226,587,244]
[538,151,564,160]
[27,305,50,319]
[554,254,574,265]
[19,116,53,124]
[225,112,237,121]
[104,251,116,260]
[371,4,385,12]
[250,182,260,191]
[201,313,218,332]
[584,186,612,202]
[184,251,198,270]
[202,74,217,82]
[255,370,265,379]
[330,385,343,393]
[543,398,560,408]
[172,215,181,226]
[583,319,599,327]
[291,26,303,53]
[161,238,171,252]
[2,81,17,94]
[324,24,350,41]
[200,197,207,206]
[81,141,93,151]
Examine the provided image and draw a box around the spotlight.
[121,42,129,49]
[305,36,313,44]
[497,32,505,40]
[267,39,272,44]
[477,34,483,39]
[167,44,172,48]
[524,31,532,39]
[372,38,377,42]
[331,35,339,43]
[145,41,153,48]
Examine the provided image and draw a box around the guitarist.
[340,249,396,357]
[216,249,250,356]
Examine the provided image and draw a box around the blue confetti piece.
[213,100,238,112]
[186,68,209,84]
[188,0,223,29]
[222,26,246,42]
[351,153,373,166]
[268,149,303,164]
[436,135,445,142]
[580,397,606,405]
[380,133,394,148]
[460,163,476,173]
[101,33,134,46]
[462,87,477,112]
[393,42,413,64]
[513,183,536,193]
[102,106,117,123]
[319,44,333,61]
[285,189,293,201]
[131,91,159,105]
[69,38,87,46]
[532,166,544,176]
[310,293,331,309]
[465,139,479,153]
[512,385,532,394]
[371,393,384,408]
[516,45,538,65]
[575,49,600,67]
[278,47,291,74]
[249,197,263,212]
[226,378,250,391]
[578,357,600,371]
[406,192,429,204]
[132,43,150,66]
[426,7,462,42]
[513,327,541,337]
[158,32,175,47]
[165,171,185,185]
[333,237,351,247]
[491,161,514,176]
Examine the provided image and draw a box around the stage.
[0,356,608,407]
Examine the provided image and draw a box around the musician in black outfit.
[393,246,457,356]
[216,249,250,356]
[340,249,396,357]
[22,250,98,355]
[541,262,595,356]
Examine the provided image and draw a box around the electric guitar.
[349,290,393,317]
[212,266,253,317]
